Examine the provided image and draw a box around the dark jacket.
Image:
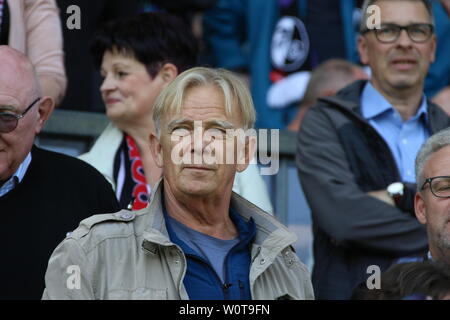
[296,80,450,300]
[0,146,119,300]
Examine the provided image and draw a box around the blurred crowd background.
[3,0,450,274]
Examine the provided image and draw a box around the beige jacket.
[42,180,314,300]
[8,0,66,105]
[79,123,274,213]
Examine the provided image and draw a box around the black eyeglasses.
[421,176,450,198]
[0,97,41,133]
[361,23,434,43]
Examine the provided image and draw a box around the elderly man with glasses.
[296,0,450,299]
[0,46,119,300]
[42,67,314,300]
[415,127,450,266]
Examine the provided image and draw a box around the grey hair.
[152,67,256,137]
[415,127,450,191]
[359,0,435,33]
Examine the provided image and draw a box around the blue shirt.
[167,214,239,283]
[361,82,430,183]
[164,201,256,300]
[0,152,32,197]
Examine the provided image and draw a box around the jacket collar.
[318,79,366,116]
[141,178,297,257]
[319,80,445,134]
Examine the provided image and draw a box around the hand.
[367,190,395,206]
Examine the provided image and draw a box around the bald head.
[0,46,41,102]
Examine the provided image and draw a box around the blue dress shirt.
[361,82,430,183]
[0,152,32,197]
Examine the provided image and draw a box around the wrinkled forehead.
[162,85,243,127]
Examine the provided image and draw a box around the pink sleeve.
[24,0,66,105]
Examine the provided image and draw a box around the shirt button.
[121,212,133,220]
[260,258,266,265]
[402,139,408,145]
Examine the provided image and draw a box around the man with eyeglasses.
[415,127,450,266]
[296,0,450,299]
[0,46,119,299]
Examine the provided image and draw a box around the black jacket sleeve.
[296,106,427,256]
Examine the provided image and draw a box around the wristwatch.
[387,182,404,207]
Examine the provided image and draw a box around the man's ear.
[150,132,164,168]
[236,134,257,173]
[158,63,178,85]
[357,35,370,65]
[414,192,428,225]
[35,96,54,134]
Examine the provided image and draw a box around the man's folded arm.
[296,107,427,256]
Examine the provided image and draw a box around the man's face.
[153,85,250,199]
[358,0,436,93]
[415,146,450,262]
[0,91,40,182]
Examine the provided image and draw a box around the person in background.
[0,0,66,106]
[0,46,119,300]
[296,0,450,299]
[79,12,273,213]
[351,261,450,300]
[43,67,314,300]
[202,0,363,129]
[414,127,450,266]
[288,59,368,132]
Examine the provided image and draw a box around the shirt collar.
[0,152,32,197]
[15,152,32,184]
[361,81,429,121]
[162,192,256,253]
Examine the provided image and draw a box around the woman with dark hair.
[79,12,198,210]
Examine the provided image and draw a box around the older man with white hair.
[43,67,314,300]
